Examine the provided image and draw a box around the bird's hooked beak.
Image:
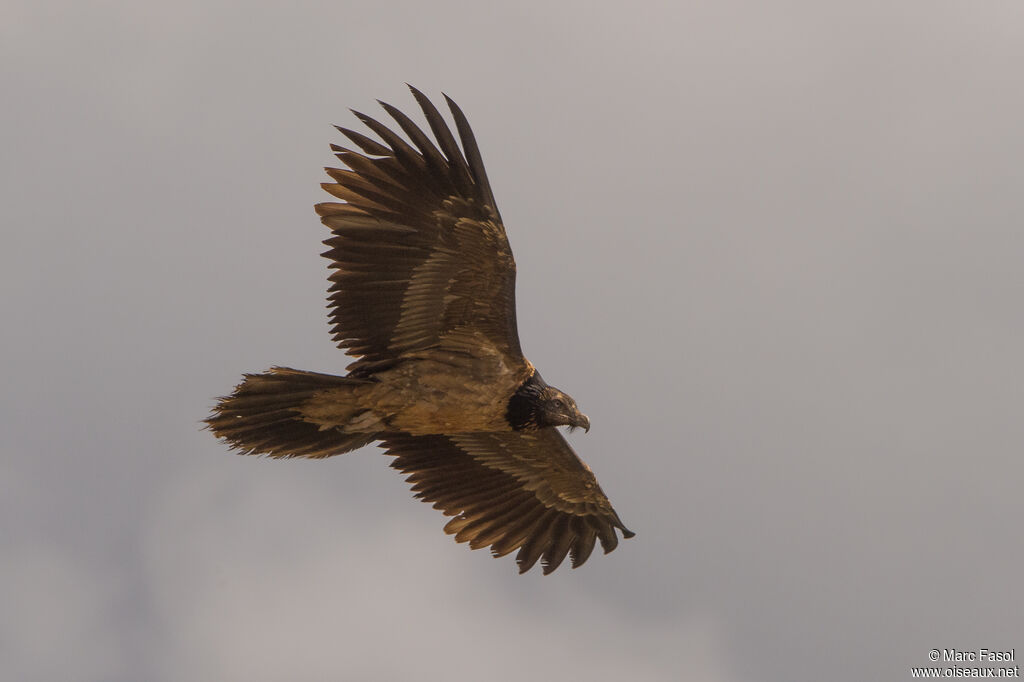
[571,412,591,433]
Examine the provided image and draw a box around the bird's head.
[538,386,590,432]
[506,371,590,432]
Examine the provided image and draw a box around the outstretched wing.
[317,86,523,374]
[383,429,634,574]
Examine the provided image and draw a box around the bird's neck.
[505,370,547,431]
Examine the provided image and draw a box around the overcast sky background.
[3,2,1023,680]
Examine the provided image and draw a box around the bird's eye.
[552,399,564,409]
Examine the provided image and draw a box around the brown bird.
[206,86,633,574]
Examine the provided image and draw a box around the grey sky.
[3,2,1023,680]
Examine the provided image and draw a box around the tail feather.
[205,367,378,459]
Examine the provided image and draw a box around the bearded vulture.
[206,86,633,574]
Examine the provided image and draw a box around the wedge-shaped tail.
[206,367,376,459]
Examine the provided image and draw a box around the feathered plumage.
[207,86,632,574]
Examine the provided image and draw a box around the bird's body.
[206,86,632,574]
[301,348,531,435]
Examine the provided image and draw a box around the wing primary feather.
[540,515,574,575]
[444,93,499,217]
[515,510,558,574]
[350,110,433,188]
[568,518,598,569]
[329,146,405,189]
[488,504,547,558]
[334,125,390,156]
[377,100,450,182]
[406,84,474,196]
[595,519,620,554]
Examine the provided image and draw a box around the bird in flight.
[206,85,633,574]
